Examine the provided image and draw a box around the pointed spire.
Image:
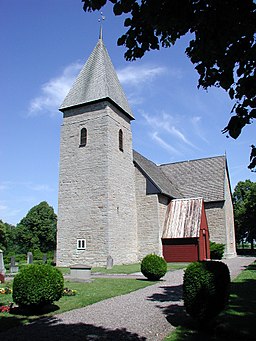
[99,24,103,40]
[60,31,133,119]
[98,12,104,40]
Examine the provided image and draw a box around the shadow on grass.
[0,316,146,340]
[163,262,256,341]
[10,303,60,316]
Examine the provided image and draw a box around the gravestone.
[53,250,56,265]
[27,252,33,264]
[0,250,6,278]
[70,264,92,282]
[42,254,47,264]
[10,256,19,274]
[106,255,113,269]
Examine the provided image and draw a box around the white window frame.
[77,239,86,250]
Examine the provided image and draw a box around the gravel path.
[1,256,255,341]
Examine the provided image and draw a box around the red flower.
[0,305,11,313]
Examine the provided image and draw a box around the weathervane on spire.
[98,12,105,39]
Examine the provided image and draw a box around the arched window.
[80,128,87,147]
[119,129,123,152]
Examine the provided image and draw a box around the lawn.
[92,262,188,274]
[0,262,188,333]
[164,262,256,341]
[0,277,155,333]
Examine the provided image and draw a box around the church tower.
[57,33,138,267]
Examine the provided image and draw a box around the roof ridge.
[133,150,183,198]
[160,154,226,167]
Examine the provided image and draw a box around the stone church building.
[56,34,236,267]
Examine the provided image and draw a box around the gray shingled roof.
[60,37,134,119]
[160,156,226,202]
[133,150,183,199]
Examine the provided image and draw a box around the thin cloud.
[28,62,82,116]
[142,111,197,149]
[27,184,54,192]
[0,181,53,192]
[152,132,181,155]
[191,116,209,143]
[117,65,166,86]
[0,204,8,211]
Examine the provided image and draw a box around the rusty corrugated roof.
[163,198,203,238]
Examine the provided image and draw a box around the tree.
[233,180,256,249]
[0,220,16,252]
[0,220,7,250]
[83,0,256,170]
[15,201,57,253]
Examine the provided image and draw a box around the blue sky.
[1,0,255,225]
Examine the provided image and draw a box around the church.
[56,32,236,267]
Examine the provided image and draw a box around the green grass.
[0,277,155,333]
[91,262,188,274]
[164,262,256,341]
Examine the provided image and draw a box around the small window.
[77,239,86,250]
[80,128,87,147]
[119,129,123,152]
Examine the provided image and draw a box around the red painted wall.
[162,238,199,262]
[162,201,210,262]
[198,202,210,260]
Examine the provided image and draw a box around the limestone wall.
[135,167,162,259]
[223,168,237,258]
[57,101,137,267]
[204,201,225,245]
[105,104,138,264]
[204,169,237,258]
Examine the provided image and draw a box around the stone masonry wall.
[57,101,137,267]
[224,168,237,258]
[105,104,138,264]
[157,194,170,256]
[135,167,162,259]
[57,103,109,267]
[204,201,226,246]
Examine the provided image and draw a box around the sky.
[1,0,255,225]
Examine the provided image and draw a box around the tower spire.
[59,11,133,120]
[98,12,105,40]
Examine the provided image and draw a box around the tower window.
[80,128,87,147]
[119,129,123,152]
[77,239,86,250]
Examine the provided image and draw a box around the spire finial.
[98,12,105,40]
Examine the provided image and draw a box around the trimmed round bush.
[183,261,230,322]
[210,241,225,260]
[141,254,167,280]
[13,264,64,308]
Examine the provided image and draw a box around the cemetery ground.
[0,277,155,332]
[164,261,256,341]
[0,262,187,333]
[0,260,255,340]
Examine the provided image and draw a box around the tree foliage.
[15,201,57,253]
[0,220,16,252]
[83,0,256,170]
[233,180,256,248]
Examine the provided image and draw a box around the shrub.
[183,261,230,323]
[210,241,225,259]
[141,254,167,280]
[12,264,64,309]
